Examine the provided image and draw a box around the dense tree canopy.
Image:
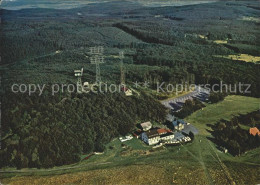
[0,91,167,169]
[211,110,260,156]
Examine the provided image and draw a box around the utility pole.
[90,46,105,84]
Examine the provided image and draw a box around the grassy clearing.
[240,16,260,23]
[2,136,259,185]
[213,40,228,44]
[214,54,260,63]
[197,34,228,45]
[185,95,260,135]
[198,34,207,39]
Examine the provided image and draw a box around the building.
[133,130,142,138]
[121,86,133,96]
[141,128,174,145]
[249,127,260,136]
[157,128,168,135]
[172,119,186,131]
[166,114,175,122]
[141,129,160,145]
[164,132,191,145]
[140,121,152,131]
[173,132,185,141]
[160,132,175,141]
[182,124,199,135]
[119,135,133,142]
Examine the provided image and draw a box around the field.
[1,95,260,185]
[214,54,260,63]
[186,95,260,135]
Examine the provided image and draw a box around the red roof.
[83,153,94,160]
[157,128,168,134]
[249,127,260,136]
[121,86,129,92]
[133,130,142,137]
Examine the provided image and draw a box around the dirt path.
[0,162,112,174]
[207,140,236,185]
[180,139,214,185]
[197,140,214,185]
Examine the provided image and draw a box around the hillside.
[1,96,260,184]
[0,0,260,184]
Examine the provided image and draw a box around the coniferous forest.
[0,0,260,170]
[211,110,260,156]
[1,91,167,168]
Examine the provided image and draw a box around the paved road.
[161,86,210,112]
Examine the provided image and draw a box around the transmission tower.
[119,51,125,86]
[90,46,105,84]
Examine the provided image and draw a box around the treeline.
[0,91,167,169]
[211,110,260,156]
[113,23,175,46]
[164,16,184,21]
[209,92,227,104]
[133,45,260,98]
[234,110,260,128]
[174,99,205,119]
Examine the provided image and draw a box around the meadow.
[214,54,260,63]
[186,95,260,135]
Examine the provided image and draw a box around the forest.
[174,99,205,119]
[208,92,227,103]
[0,91,167,169]
[211,110,260,156]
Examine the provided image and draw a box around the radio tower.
[74,68,84,93]
[119,51,125,86]
[90,46,105,84]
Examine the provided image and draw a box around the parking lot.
[161,86,210,112]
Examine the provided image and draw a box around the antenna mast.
[90,46,105,84]
[74,68,84,93]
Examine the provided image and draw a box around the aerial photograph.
[0,0,259,184]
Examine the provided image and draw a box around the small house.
[172,119,186,131]
[133,130,142,138]
[141,129,160,145]
[119,135,133,142]
[121,86,133,96]
[249,127,260,136]
[140,121,152,131]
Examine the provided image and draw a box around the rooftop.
[140,121,152,129]
[160,132,174,138]
[146,129,159,138]
[249,127,260,136]
[182,124,199,135]
[172,119,186,127]
[157,128,169,135]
